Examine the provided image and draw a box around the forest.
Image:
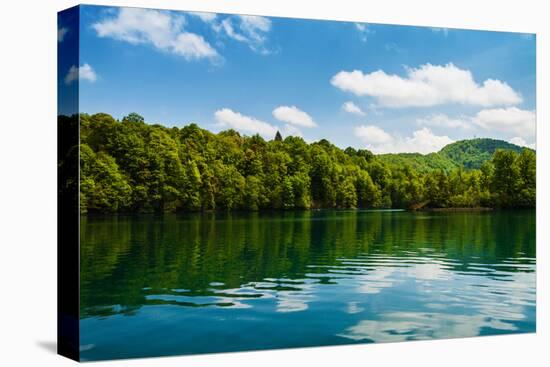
[61,112,536,213]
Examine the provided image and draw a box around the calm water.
[80,210,536,361]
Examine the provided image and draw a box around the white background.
[0,0,547,365]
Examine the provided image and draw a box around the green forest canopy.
[62,113,535,213]
[378,138,528,173]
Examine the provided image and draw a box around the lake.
[79,210,536,361]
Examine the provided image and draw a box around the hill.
[439,138,529,169]
[379,138,530,172]
[378,152,458,173]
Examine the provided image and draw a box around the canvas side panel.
[57,5,80,362]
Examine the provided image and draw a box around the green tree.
[80,144,132,212]
[492,150,520,207]
[515,149,536,207]
[76,112,535,213]
[122,112,145,124]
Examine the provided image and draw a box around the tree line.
[71,113,535,213]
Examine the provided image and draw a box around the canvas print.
[57,4,536,362]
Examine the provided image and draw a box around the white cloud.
[342,101,366,116]
[92,8,219,62]
[510,137,535,149]
[473,107,536,139]
[355,23,372,42]
[416,113,471,129]
[171,33,218,60]
[355,125,393,145]
[64,63,97,85]
[510,137,526,146]
[354,125,454,154]
[416,107,536,142]
[240,15,271,40]
[78,64,97,83]
[64,67,78,85]
[58,27,68,42]
[93,8,183,47]
[216,18,248,42]
[214,15,272,53]
[330,63,522,108]
[282,124,303,137]
[188,11,217,23]
[272,106,317,127]
[214,108,277,138]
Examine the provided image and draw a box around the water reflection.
[80,210,535,360]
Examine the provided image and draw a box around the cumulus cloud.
[473,107,536,139]
[510,137,535,149]
[416,107,536,143]
[355,125,393,145]
[64,63,97,85]
[272,106,316,127]
[188,11,217,23]
[330,63,522,108]
[214,15,272,53]
[240,15,271,40]
[282,124,303,137]
[214,108,277,138]
[342,101,366,116]
[172,33,219,60]
[354,125,454,154]
[93,8,184,47]
[58,27,68,42]
[416,113,471,129]
[92,8,219,62]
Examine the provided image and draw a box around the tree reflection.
[80,210,535,318]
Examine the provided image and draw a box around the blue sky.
[59,5,536,153]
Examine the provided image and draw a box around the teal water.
[79,210,536,361]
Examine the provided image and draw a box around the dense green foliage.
[379,138,530,172]
[74,113,536,213]
[439,138,528,169]
[378,152,458,173]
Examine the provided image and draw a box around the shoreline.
[416,207,494,212]
[78,207,538,216]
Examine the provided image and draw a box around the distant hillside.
[379,138,530,172]
[378,152,458,173]
[439,138,529,169]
